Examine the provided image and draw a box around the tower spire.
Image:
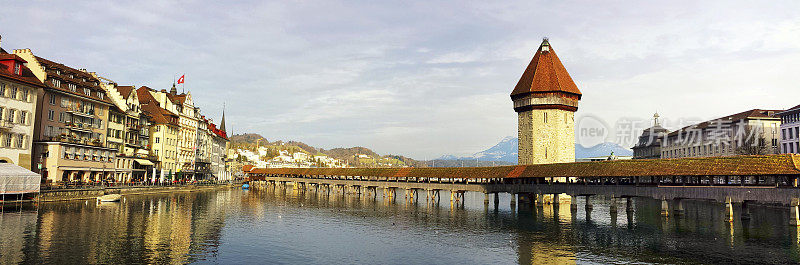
[220,103,226,132]
[170,82,177,95]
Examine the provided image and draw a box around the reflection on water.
[2,186,800,264]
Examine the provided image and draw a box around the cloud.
[2,0,799,159]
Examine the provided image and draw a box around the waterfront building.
[778,104,800,154]
[138,87,180,181]
[208,118,229,180]
[661,109,782,159]
[195,116,212,179]
[511,38,582,164]
[632,113,669,159]
[14,49,117,183]
[141,85,199,179]
[0,44,46,169]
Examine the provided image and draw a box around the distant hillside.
[229,133,425,168]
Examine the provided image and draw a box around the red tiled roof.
[0,57,46,89]
[511,39,582,98]
[34,56,114,105]
[140,102,178,126]
[249,154,800,178]
[116,85,135,99]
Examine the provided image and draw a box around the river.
[1,187,799,264]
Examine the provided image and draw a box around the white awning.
[0,163,41,194]
[134,159,155,166]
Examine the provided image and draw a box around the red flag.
[177,74,185,84]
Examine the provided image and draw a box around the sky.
[2,0,799,159]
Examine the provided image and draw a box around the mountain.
[472,136,518,163]
[575,142,633,158]
[437,137,633,163]
[229,133,425,167]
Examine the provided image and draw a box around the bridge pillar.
[674,199,685,216]
[609,196,618,213]
[510,193,517,207]
[494,193,500,207]
[536,194,544,207]
[626,197,634,212]
[570,195,578,212]
[790,198,800,226]
[741,201,751,220]
[660,199,669,216]
[725,197,734,222]
[585,196,593,211]
[484,193,490,206]
[552,194,559,205]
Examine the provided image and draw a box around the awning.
[134,159,155,166]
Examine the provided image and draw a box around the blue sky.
[2,0,799,159]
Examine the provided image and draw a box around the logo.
[576,115,610,148]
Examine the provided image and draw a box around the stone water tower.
[511,38,582,164]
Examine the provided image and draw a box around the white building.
[0,49,45,170]
[778,105,800,154]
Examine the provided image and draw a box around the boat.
[242,183,250,189]
[97,194,122,202]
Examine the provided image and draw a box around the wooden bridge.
[245,154,800,224]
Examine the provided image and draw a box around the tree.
[734,124,771,155]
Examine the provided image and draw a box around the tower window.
[544,112,548,123]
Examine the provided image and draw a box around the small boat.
[97,194,122,202]
[242,183,250,189]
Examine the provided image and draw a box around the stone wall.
[38,184,234,202]
[518,108,575,164]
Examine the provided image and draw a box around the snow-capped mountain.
[472,136,518,163]
[437,137,633,164]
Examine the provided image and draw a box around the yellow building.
[511,38,582,165]
[138,87,180,181]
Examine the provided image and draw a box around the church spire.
[220,103,226,132]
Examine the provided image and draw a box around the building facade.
[661,109,782,159]
[0,51,45,169]
[632,113,669,159]
[138,87,180,181]
[778,105,800,154]
[14,49,117,183]
[511,38,582,165]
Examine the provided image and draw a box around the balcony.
[0,120,13,131]
[65,106,95,118]
[65,121,93,132]
[47,135,105,147]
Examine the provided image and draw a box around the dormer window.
[68,83,77,91]
[98,92,104,99]
[56,69,61,75]
[83,88,91,96]
[51,79,61,87]
[14,63,21,75]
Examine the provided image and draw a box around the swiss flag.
[177,74,185,84]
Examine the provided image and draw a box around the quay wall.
[38,184,236,202]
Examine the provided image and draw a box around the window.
[83,88,90,96]
[21,89,28,101]
[48,110,54,121]
[46,126,54,137]
[155,137,160,144]
[10,86,18,100]
[68,83,77,92]
[14,63,20,75]
[784,129,788,140]
[784,143,788,153]
[52,79,61,88]
[98,92,104,100]
[59,112,65,123]
[4,133,11,147]
[0,83,5,97]
[50,94,57,105]
[6,109,15,123]
[16,135,24,148]
[19,111,27,125]
[796,127,799,139]
[543,112,548,123]
[61,98,69,108]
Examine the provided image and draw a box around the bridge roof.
[248,154,800,178]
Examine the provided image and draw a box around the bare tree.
[734,124,771,155]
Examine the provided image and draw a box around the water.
[2,187,800,264]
